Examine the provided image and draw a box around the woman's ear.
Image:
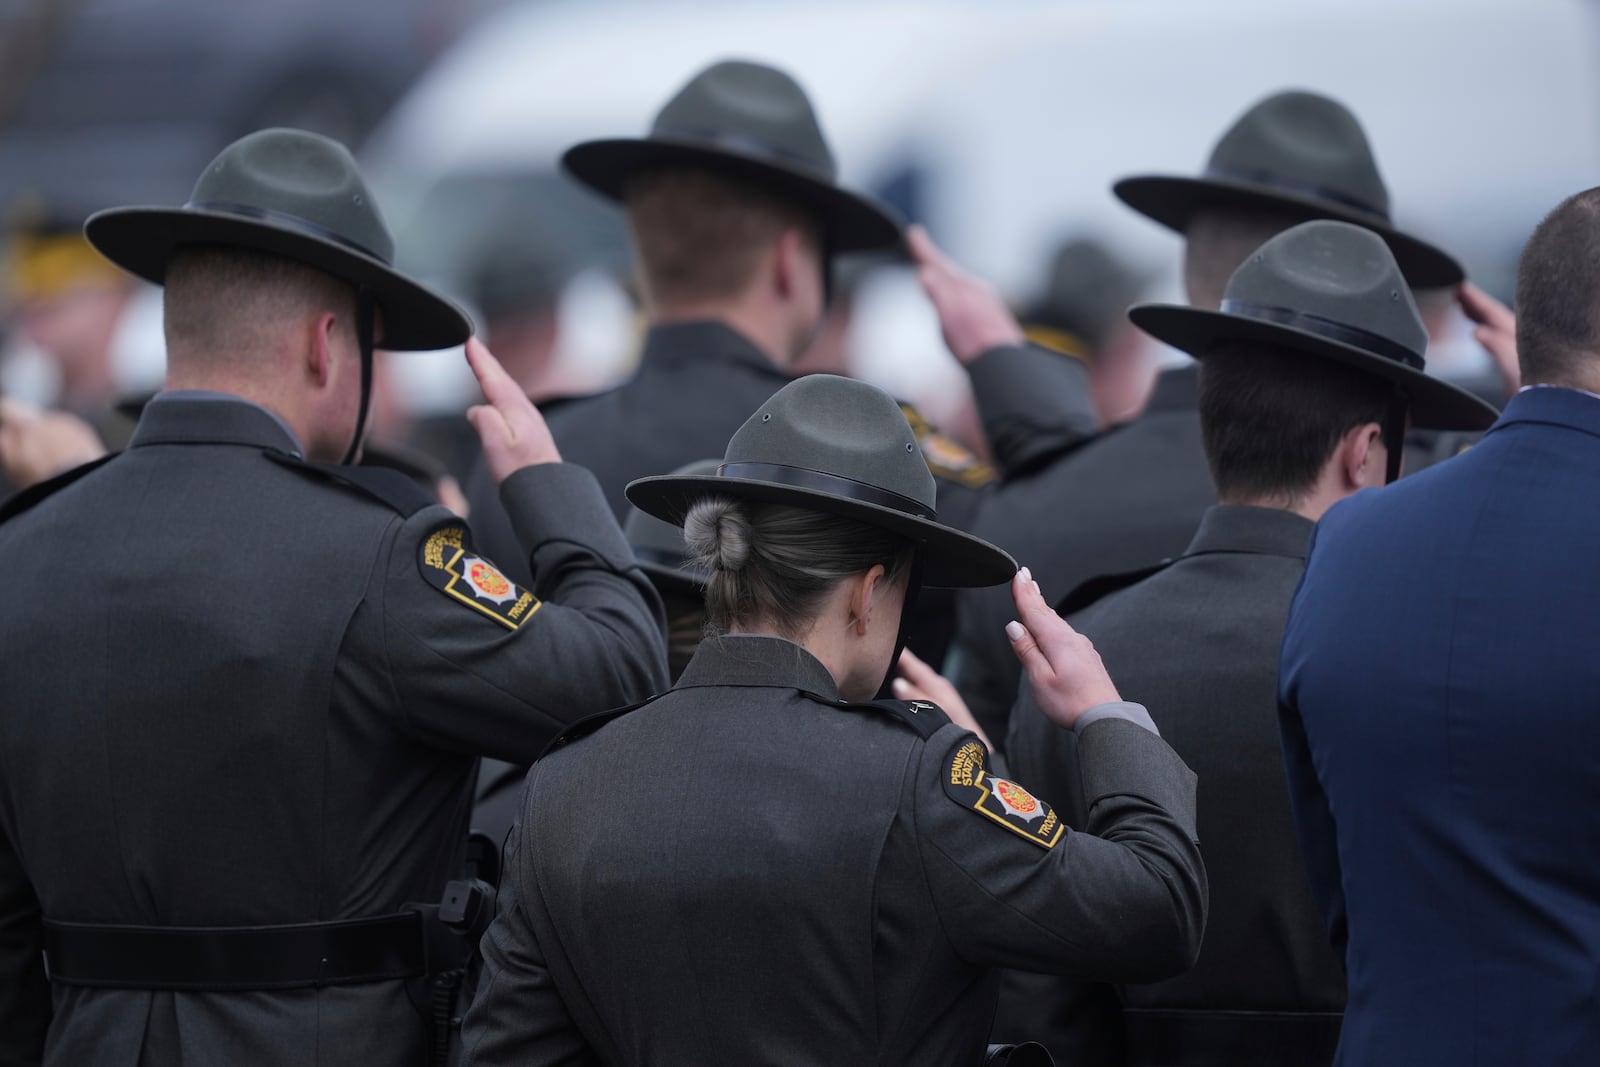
[847,563,889,636]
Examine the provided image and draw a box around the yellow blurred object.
[1022,324,1089,363]
[6,232,125,300]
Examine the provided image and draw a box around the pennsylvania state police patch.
[943,739,1063,849]
[419,525,541,631]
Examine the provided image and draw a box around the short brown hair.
[1514,186,1600,387]
[164,244,355,363]
[1184,205,1309,309]
[624,168,819,307]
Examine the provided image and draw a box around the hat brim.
[624,473,1016,589]
[562,138,905,254]
[85,207,473,351]
[1129,302,1499,431]
[1113,174,1464,288]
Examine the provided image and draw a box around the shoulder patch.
[942,739,1063,850]
[419,525,541,631]
[899,403,996,488]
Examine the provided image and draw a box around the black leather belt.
[43,911,426,991]
[1124,1009,1343,1067]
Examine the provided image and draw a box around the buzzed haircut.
[164,244,356,362]
[624,168,819,308]
[1184,205,1312,309]
[1198,339,1393,504]
[1514,185,1600,387]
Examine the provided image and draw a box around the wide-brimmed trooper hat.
[1114,91,1463,288]
[1129,219,1498,431]
[563,59,903,254]
[626,375,1016,588]
[625,459,718,597]
[85,127,471,351]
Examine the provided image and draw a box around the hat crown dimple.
[1207,90,1391,220]
[651,59,837,181]
[1225,219,1426,357]
[190,127,394,264]
[725,375,936,508]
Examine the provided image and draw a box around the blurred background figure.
[1018,236,1155,429]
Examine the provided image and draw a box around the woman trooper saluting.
[462,374,1207,1066]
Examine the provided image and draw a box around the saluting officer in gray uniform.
[0,128,667,1065]
[1000,222,1496,1067]
[460,374,1206,1066]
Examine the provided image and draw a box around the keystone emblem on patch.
[942,739,1063,850]
[420,525,541,631]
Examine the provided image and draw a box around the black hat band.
[186,200,389,264]
[1204,165,1388,221]
[651,126,834,181]
[717,461,936,520]
[1219,298,1425,370]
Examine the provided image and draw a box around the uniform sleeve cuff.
[1074,700,1159,737]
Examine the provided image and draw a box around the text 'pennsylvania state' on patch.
[419,526,541,631]
[943,739,1063,850]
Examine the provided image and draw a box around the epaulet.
[898,402,996,489]
[802,691,951,741]
[0,453,117,526]
[1055,559,1173,618]
[264,451,433,516]
[537,695,660,760]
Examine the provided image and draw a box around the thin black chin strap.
[877,553,925,698]
[339,286,375,467]
[1381,389,1408,485]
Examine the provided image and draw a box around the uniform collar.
[640,319,791,379]
[1491,384,1600,441]
[1182,503,1314,561]
[130,392,303,456]
[674,634,840,699]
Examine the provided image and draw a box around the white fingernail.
[1019,566,1032,582]
[1005,621,1025,642]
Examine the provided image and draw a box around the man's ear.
[1340,421,1385,491]
[308,311,340,388]
[847,563,888,636]
[773,227,806,300]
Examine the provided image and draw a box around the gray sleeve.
[460,813,601,1067]
[913,720,1206,983]
[1074,700,1159,736]
[965,344,1099,476]
[377,462,669,764]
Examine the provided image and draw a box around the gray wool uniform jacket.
[460,634,1206,1066]
[998,505,1343,1067]
[0,395,668,1066]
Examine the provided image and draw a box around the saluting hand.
[1456,281,1521,395]
[0,397,109,490]
[893,647,996,752]
[1006,567,1121,730]
[464,337,562,484]
[907,224,1024,366]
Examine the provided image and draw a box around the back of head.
[164,244,355,373]
[683,497,913,639]
[1514,186,1600,388]
[1197,340,1392,506]
[1183,204,1308,308]
[625,168,818,311]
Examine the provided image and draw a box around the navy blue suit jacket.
[1279,386,1600,1067]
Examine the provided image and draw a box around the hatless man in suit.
[1278,187,1600,1066]
[997,220,1496,1067]
[952,90,1472,744]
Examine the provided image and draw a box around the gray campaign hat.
[626,375,1016,588]
[1129,219,1498,431]
[624,459,718,596]
[1114,91,1463,287]
[85,127,471,351]
[563,59,903,253]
